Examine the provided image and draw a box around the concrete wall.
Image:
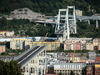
[10,8,45,20]
[75,10,82,16]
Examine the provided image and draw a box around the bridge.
[54,6,100,43]
[14,46,47,75]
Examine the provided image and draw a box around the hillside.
[0,0,100,16]
[0,17,56,37]
[0,17,100,38]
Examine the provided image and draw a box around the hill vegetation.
[0,17,56,37]
[0,60,22,75]
[0,0,100,16]
[0,0,100,38]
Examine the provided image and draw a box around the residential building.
[93,38,99,50]
[76,42,81,50]
[0,31,9,37]
[86,42,94,50]
[30,42,60,50]
[86,66,94,75]
[96,54,100,63]
[67,53,81,62]
[98,43,100,50]
[6,31,14,36]
[95,64,100,75]
[64,40,72,50]
[10,39,31,49]
[54,63,86,75]
[64,39,86,50]
[0,31,14,37]
[81,43,86,50]
[0,45,6,54]
[88,52,96,60]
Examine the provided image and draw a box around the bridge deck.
[14,46,47,67]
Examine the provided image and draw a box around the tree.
[59,72,63,75]
[0,60,22,75]
[70,70,74,75]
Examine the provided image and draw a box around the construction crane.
[71,49,75,63]
[41,33,48,46]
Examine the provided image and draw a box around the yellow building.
[30,42,60,50]
[10,39,31,49]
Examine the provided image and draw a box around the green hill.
[0,0,100,16]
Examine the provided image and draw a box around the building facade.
[86,66,94,75]
[88,52,96,60]
[0,45,6,54]
[10,39,31,49]
[96,54,100,63]
[86,42,94,50]
[95,64,100,75]
[30,42,60,50]
[54,63,86,75]
[0,31,14,37]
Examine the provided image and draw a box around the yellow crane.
[71,49,75,63]
[41,33,48,46]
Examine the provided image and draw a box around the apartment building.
[54,63,86,75]
[67,53,81,63]
[88,52,96,60]
[10,39,31,49]
[96,54,100,63]
[0,45,6,54]
[64,39,86,50]
[86,66,94,75]
[95,64,100,75]
[86,42,94,50]
[30,42,60,50]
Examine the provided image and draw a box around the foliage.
[82,66,88,75]
[1,52,9,55]
[59,72,63,75]
[0,41,7,45]
[0,60,22,75]
[70,70,74,75]
[70,21,100,38]
[57,47,63,51]
[0,0,99,16]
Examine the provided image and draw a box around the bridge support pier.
[52,24,54,28]
[88,20,90,25]
[44,23,46,26]
[96,20,98,28]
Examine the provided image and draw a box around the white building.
[54,63,86,75]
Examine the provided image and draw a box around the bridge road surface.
[15,46,47,67]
